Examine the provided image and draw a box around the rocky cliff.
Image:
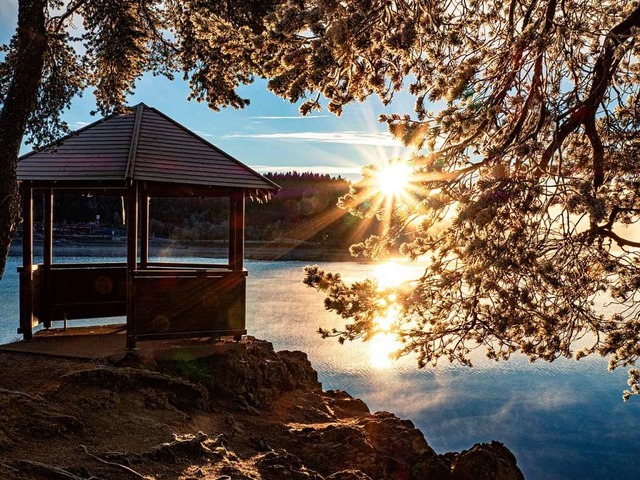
[0,337,524,479]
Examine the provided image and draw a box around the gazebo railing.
[129,268,246,341]
[20,263,246,342]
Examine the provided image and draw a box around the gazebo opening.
[148,196,231,265]
[17,104,279,348]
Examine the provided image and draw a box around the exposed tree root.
[61,367,208,411]
[0,387,43,401]
[0,462,18,474]
[80,445,151,480]
[0,388,84,451]
[144,431,212,460]
[103,431,229,466]
[17,459,90,480]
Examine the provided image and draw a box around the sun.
[375,160,411,197]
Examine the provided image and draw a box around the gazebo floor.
[0,324,244,361]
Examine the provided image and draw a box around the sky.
[0,3,415,180]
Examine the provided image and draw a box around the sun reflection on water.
[375,303,398,330]
[373,261,412,289]
[368,332,400,369]
[368,260,419,369]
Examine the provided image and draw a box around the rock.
[219,464,259,480]
[288,390,337,422]
[0,340,525,480]
[256,449,325,480]
[60,366,209,411]
[324,390,370,417]
[250,436,272,452]
[278,350,321,389]
[144,431,212,462]
[224,413,244,435]
[156,337,321,410]
[449,441,525,480]
[326,470,373,480]
[286,411,450,480]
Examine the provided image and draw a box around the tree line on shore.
[26,172,374,250]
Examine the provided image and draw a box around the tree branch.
[537,5,640,176]
[584,117,604,189]
[598,227,640,249]
[50,0,90,33]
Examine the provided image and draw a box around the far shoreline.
[8,238,368,263]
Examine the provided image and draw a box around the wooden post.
[228,193,234,269]
[229,190,245,271]
[140,185,149,269]
[126,181,139,349]
[20,183,34,340]
[42,188,53,328]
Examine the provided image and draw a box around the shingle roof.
[18,103,280,193]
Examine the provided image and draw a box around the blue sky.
[0,2,415,180]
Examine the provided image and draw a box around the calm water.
[0,255,638,479]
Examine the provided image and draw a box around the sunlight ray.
[273,206,350,243]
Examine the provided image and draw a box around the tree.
[264,1,640,398]
[3,0,640,397]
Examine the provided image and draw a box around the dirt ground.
[0,334,524,480]
[0,335,400,480]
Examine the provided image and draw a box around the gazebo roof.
[18,103,279,193]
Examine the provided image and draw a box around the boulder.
[256,449,325,480]
[449,441,525,480]
[286,411,450,480]
[156,337,321,410]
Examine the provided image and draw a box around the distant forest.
[41,172,377,250]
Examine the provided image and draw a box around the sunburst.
[374,160,412,198]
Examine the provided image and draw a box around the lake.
[1,255,638,479]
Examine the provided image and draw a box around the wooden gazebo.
[17,103,279,348]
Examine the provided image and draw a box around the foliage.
[0,0,281,147]
[275,0,640,398]
[247,172,364,246]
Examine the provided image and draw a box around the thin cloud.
[249,115,329,120]
[226,130,401,147]
[193,130,215,138]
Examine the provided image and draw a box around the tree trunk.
[0,0,47,279]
